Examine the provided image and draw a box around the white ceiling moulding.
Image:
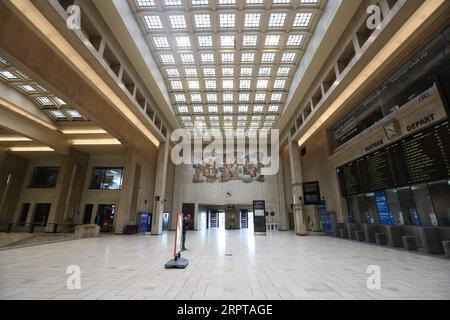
[7,0,161,148]
[297,0,446,147]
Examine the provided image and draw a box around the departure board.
[338,121,450,196]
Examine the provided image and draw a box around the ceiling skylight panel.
[253,105,264,113]
[268,13,287,28]
[67,110,82,118]
[35,96,54,106]
[17,84,37,93]
[244,14,261,28]
[223,94,234,103]
[178,105,189,114]
[205,79,217,89]
[281,52,296,62]
[222,79,234,90]
[207,93,217,102]
[257,79,269,89]
[241,52,255,63]
[203,67,216,76]
[264,35,281,47]
[192,0,209,6]
[273,79,286,89]
[242,35,258,47]
[175,94,186,102]
[255,93,266,101]
[239,93,250,102]
[223,105,234,113]
[259,67,272,76]
[222,67,234,76]
[170,80,183,90]
[221,53,235,63]
[152,36,170,48]
[221,35,235,47]
[261,52,276,63]
[201,53,215,63]
[277,66,291,75]
[219,0,236,5]
[176,36,191,48]
[191,93,202,102]
[220,14,235,28]
[239,105,249,113]
[144,16,163,30]
[184,68,198,77]
[169,15,187,29]
[293,12,313,27]
[194,14,211,28]
[160,54,175,65]
[193,105,204,113]
[240,80,251,89]
[268,105,280,112]
[181,53,195,64]
[197,35,213,47]
[164,0,182,6]
[49,110,65,119]
[240,67,253,76]
[0,70,18,80]
[286,34,304,46]
[136,0,155,7]
[271,93,282,101]
[245,0,264,4]
[208,105,218,113]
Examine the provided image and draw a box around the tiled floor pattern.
[0,229,449,300]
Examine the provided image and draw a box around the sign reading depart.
[338,121,450,196]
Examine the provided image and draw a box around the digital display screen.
[338,121,450,196]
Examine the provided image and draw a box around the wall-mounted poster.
[303,181,321,205]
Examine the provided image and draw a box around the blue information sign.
[374,191,393,225]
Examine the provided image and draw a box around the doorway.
[33,203,51,226]
[95,204,116,232]
[83,204,93,224]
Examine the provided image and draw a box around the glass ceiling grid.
[0,58,87,122]
[131,0,323,132]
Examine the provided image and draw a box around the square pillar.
[151,138,170,235]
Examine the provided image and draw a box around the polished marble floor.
[0,229,449,300]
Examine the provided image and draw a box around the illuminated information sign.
[338,121,450,196]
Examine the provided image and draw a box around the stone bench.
[402,236,417,251]
[443,241,450,258]
[375,233,387,245]
[355,231,365,242]
[74,224,99,239]
[340,229,348,239]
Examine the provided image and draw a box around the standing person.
[182,214,191,251]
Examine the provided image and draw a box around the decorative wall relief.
[192,153,265,184]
